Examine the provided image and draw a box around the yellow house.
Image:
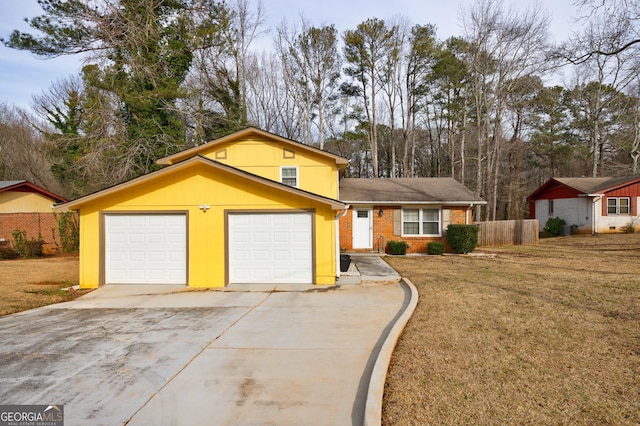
[0,180,67,213]
[55,128,349,288]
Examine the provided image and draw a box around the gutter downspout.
[335,205,351,279]
[466,203,475,225]
[591,195,602,235]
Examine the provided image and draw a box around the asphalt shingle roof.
[554,176,640,194]
[0,180,26,190]
[339,178,485,204]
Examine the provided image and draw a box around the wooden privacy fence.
[476,219,539,247]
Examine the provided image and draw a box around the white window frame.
[402,208,441,236]
[280,166,298,188]
[607,197,630,215]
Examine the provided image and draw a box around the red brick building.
[0,180,68,253]
[338,178,485,253]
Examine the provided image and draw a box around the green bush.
[9,230,44,258]
[427,241,445,255]
[543,217,567,236]
[387,240,409,255]
[446,224,479,254]
[11,230,27,257]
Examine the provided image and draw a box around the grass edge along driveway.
[382,234,639,426]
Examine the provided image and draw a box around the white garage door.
[228,212,313,284]
[105,214,187,284]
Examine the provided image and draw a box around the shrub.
[446,224,479,254]
[621,218,638,234]
[0,245,19,260]
[387,240,409,255]
[9,230,44,258]
[427,241,445,255]
[25,239,44,257]
[11,230,27,257]
[543,217,567,236]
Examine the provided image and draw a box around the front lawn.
[0,254,91,316]
[383,234,639,425]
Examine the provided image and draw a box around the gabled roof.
[339,178,486,204]
[0,180,67,203]
[528,176,640,200]
[55,155,347,212]
[156,127,349,168]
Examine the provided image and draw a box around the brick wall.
[338,209,353,251]
[339,205,471,253]
[0,213,67,254]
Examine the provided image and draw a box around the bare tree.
[567,0,640,62]
[30,74,129,198]
[343,18,397,177]
[462,0,550,220]
[276,17,341,148]
[0,103,60,192]
[223,0,268,124]
[245,51,301,138]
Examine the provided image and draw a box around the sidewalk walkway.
[338,253,402,285]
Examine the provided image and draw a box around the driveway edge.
[363,278,418,426]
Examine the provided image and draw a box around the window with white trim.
[402,208,440,235]
[607,197,630,215]
[280,166,298,187]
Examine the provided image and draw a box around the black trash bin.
[340,254,351,272]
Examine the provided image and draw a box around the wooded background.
[1,0,639,220]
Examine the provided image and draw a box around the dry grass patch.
[0,255,91,316]
[383,234,639,425]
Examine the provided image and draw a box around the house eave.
[54,155,347,212]
[342,200,487,206]
[156,127,349,168]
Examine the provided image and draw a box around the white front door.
[228,212,313,284]
[352,209,372,249]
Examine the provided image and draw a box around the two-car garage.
[103,212,314,286]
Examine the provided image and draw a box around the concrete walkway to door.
[0,256,415,426]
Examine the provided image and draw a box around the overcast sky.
[0,0,578,111]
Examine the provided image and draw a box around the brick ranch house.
[339,178,486,253]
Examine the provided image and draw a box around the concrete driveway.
[0,280,411,425]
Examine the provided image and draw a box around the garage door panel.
[273,250,289,261]
[129,216,146,227]
[228,213,312,284]
[293,251,311,261]
[148,233,165,244]
[105,214,186,285]
[128,232,145,243]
